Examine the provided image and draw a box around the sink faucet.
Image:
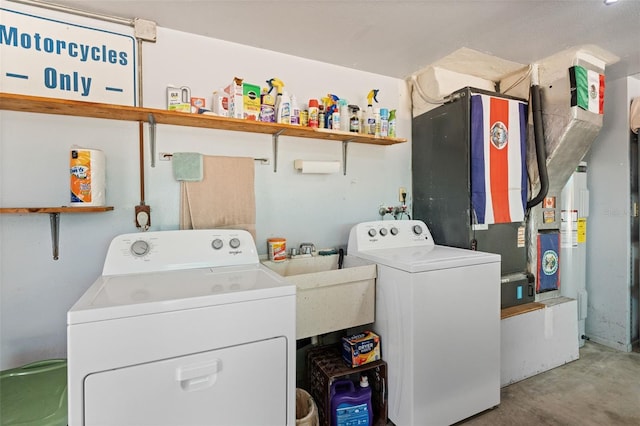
[299,243,315,255]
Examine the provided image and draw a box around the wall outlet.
[398,187,407,203]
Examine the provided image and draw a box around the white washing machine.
[348,220,501,426]
[67,229,296,426]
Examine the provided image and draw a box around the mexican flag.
[569,65,605,114]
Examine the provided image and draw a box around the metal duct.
[526,57,605,291]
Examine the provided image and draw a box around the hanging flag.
[569,65,605,114]
[470,94,528,225]
[536,232,560,292]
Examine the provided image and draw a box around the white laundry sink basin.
[262,254,376,339]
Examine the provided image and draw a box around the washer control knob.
[130,240,150,257]
[368,228,377,237]
[211,238,224,250]
[412,224,423,235]
[229,238,241,249]
[379,228,388,236]
[390,227,399,236]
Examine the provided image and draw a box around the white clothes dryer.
[348,220,501,426]
[67,229,296,426]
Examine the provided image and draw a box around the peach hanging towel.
[180,155,256,240]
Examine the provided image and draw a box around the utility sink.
[262,254,377,339]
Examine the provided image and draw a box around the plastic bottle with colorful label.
[308,99,319,128]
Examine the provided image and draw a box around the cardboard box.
[190,97,206,113]
[243,83,261,121]
[341,331,381,367]
[225,77,244,119]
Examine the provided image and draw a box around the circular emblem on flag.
[542,250,558,276]
[589,84,597,100]
[490,122,508,149]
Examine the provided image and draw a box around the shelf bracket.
[148,113,157,167]
[342,139,353,176]
[49,213,60,260]
[272,130,284,173]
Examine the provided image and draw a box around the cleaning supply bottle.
[374,107,381,137]
[365,89,379,135]
[268,78,285,122]
[339,99,350,132]
[318,104,325,129]
[379,108,389,137]
[330,378,373,426]
[308,99,319,128]
[349,105,360,133]
[290,94,300,125]
[277,91,291,124]
[259,87,276,122]
[388,109,397,138]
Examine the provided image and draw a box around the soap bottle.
[365,104,375,135]
[277,91,291,124]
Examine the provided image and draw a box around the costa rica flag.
[471,94,528,225]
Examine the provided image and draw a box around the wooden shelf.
[0,206,114,214]
[0,92,406,146]
[501,302,545,320]
[0,206,114,260]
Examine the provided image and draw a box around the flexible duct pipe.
[527,83,549,209]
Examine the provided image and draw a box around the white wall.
[0,6,411,369]
[584,75,640,351]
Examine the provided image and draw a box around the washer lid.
[352,245,500,273]
[68,264,294,324]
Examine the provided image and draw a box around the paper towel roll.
[70,148,106,206]
[293,160,340,174]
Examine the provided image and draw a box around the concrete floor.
[458,341,640,425]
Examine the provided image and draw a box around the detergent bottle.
[330,377,373,426]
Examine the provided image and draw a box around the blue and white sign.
[0,7,136,105]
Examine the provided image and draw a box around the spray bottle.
[267,78,286,123]
[388,109,397,138]
[328,94,341,130]
[365,89,379,135]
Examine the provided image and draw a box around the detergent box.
[341,331,381,367]
[224,77,244,119]
[243,82,261,121]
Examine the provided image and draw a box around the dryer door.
[84,336,287,425]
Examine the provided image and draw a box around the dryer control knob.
[412,224,423,235]
[130,240,150,257]
[379,228,388,236]
[368,229,377,237]
[390,227,399,235]
[229,238,241,249]
[211,238,224,250]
